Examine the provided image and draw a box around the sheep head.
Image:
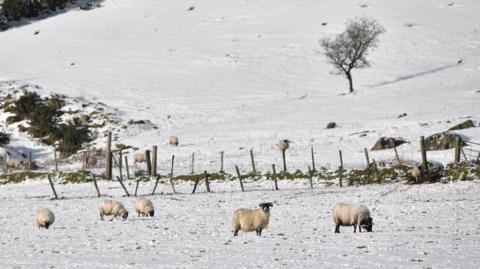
[360,217,373,232]
[259,202,273,213]
[122,211,129,220]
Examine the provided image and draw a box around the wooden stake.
[393,144,401,164]
[92,174,101,197]
[204,171,211,192]
[116,176,130,197]
[311,146,316,171]
[118,150,123,180]
[152,145,157,176]
[476,151,480,163]
[339,150,343,188]
[420,136,429,173]
[47,174,58,199]
[105,132,112,179]
[364,148,370,167]
[307,166,314,189]
[145,150,152,175]
[124,156,131,179]
[53,150,58,172]
[454,137,460,163]
[169,155,176,193]
[250,149,256,174]
[235,165,245,192]
[220,151,224,173]
[151,176,160,195]
[282,149,287,172]
[372,159,381,183]
[192,175,200,194]
[272,164,279,190]
[461,146,468,161]
[134,179,140,196]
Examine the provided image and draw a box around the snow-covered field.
[1,0,480,173]
[1,179,479,268]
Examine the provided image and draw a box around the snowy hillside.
[1,0,480,173]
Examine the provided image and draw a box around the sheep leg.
[354,225,357,233]
[256,228,262,236]
[359,225,362,233]
[233,229,239,236]
[100,213,104,221]
[335,224,340,233]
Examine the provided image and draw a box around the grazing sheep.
[6,158,24,168]
[99,199,129,221]
[278,139,290,151]
[169,135,179,146]
[35,208,55,229]
[135,197,155,217]
[333,202,372,233]
[133,153,146,164]
[232,202,273,236]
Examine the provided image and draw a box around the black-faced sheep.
[333,202,372,233]
[99,199,129,221]
[232,202,273,236]
[35,208,55,229]
[135,197,154,217]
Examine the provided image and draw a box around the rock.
[397,113,407,118]
[326,122,336,129]
[448,120,475,131]
[424,132,465,151]
[371,137,407,151]
[79,115,90,125]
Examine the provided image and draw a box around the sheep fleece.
[232,208,269,231]
[333,202,370,226]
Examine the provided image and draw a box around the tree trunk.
[346,71,354,93]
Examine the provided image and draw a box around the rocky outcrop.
[424,132,465,151]
[371,137,407,151]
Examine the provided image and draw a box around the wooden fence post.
[311,146,316,171]
[272,164,279,190]
[476,151,480,163]
[420,136,428,173]
[220,151,224,173]
[250,149,256,174]
[454,137,461,163]
[92,174,101,197]
[338,150,343,188]
[372,159,381,183]
[116,176,130,197]
[169,155,176,193]
[151,176,161,195]
[105,131,112,180]
[124,156,131,179]
[152,145,157,176]
[47,174,58,199]
[393,144,401,164]
[204,171,211,193]
[134,179,140,196]
[282,149,287,172]
[235,165,245,192]
[192,175,200,194]
[307,166,313,189]
[118,150,123,180]
[53,150,58,172]
[28,152,32,170]
[145,150,152,175]
[364,148,370,167]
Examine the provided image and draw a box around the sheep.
[169,135,179,146]
[278,139,290,151]
[35,208,55,229]
[333,202,372,233]
[232,202,273,236]
[135,197,155,217]
[98,199,129,221]
[6,158,25,169]
[411,166,422,180]
[133,153,146,164]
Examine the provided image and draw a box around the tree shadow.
[3,0,105,31]
[370,63,460,88]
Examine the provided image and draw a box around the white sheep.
[411,166,422,179]
[169,135,179,146]
[98,199,129,221]
[278,139,290,151]
[232,202,273,236]
[135,197,155,217]
[35,208,55,229]
[133,153,146,164]
[333,202,373,233]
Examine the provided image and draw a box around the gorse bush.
[57,118,90,155]
[6,91,43,121]
[1,0,70,23]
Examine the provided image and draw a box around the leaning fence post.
[192,175,200,194]
[420,136,429,173]
[338,150,343,188]
[151,175,161,195]
[393,144,401,164]
[272,164,279,190]
[250,149,256,174]
[235,165,245,192]
[92,174,101,197]
[116,176,130,197]
[169,155,176,193]
[47,174,59,199]
[204,171,211,192]
[307,166,314,189]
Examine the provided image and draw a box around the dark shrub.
[57,118,90,156]
[0,132,10,146]
[6,91,42,120]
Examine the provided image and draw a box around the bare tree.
[321,17,385,93]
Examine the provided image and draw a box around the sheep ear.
[260,202,273,208]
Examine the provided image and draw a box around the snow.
[0,179,479,268]
[0,0,479,174]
